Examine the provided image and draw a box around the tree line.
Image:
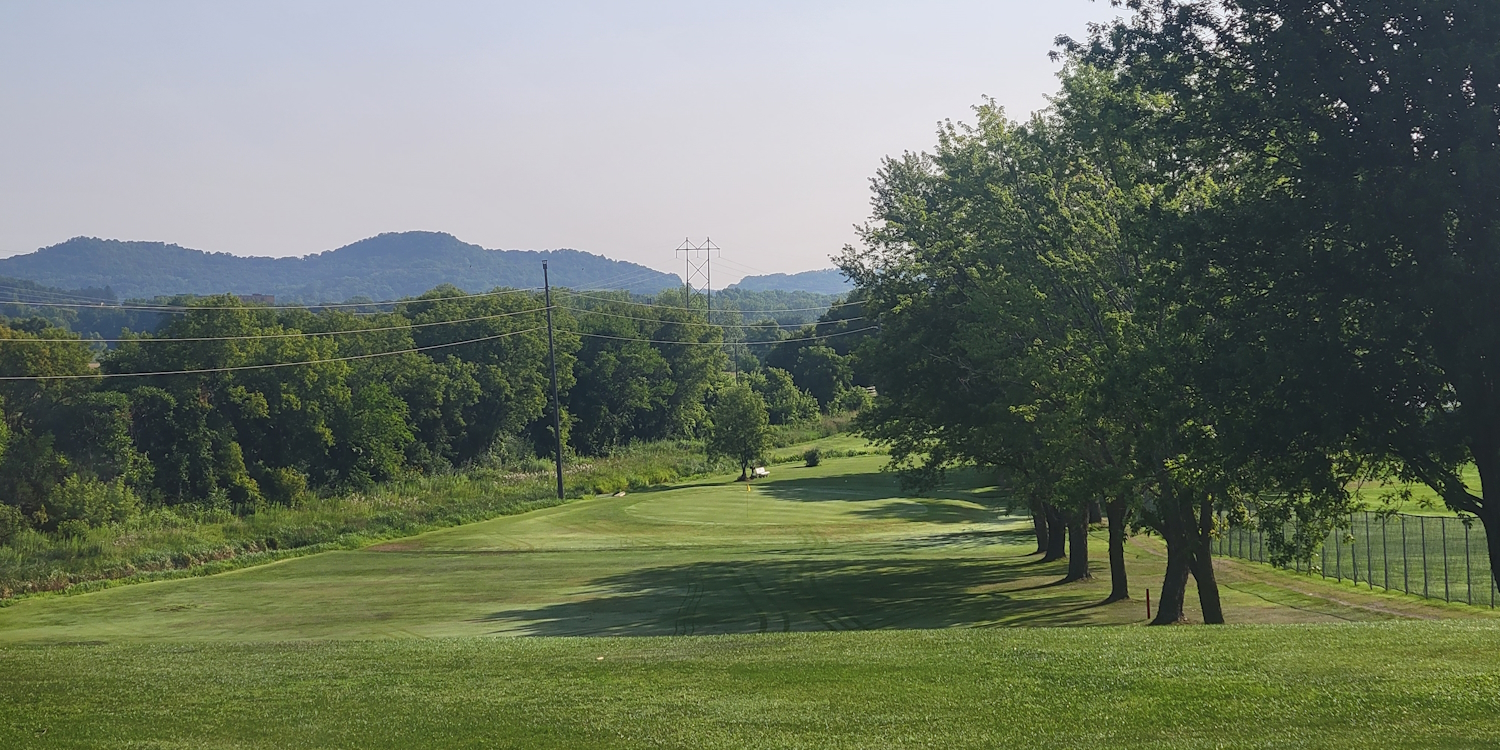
[842,0,1500,623]
[0,285,870,542]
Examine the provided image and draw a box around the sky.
[0,1,1122,283]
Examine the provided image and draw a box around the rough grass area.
[768,412,854,447]
[4,623,1499,749]
[0,440,732,601]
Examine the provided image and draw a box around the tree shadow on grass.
[887,527,1038,551]
[473,555,1105,637]
[753,473,1010,509]
[849,499,1012,525]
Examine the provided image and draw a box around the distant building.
[237,294,275,305]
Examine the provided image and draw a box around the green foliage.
[0,439,729,598]
[0,504,24,546]
[833,387,872,413]
[257,467,310,506]
[707,383,771,480]
[45,475,139,528]
[744,368,818,425]
[803,448,821,468]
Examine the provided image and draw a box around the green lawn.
[1351,464,1479,516]
[3,453,1500,747]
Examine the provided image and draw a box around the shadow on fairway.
[474,554,1106,637]
[888,527,1037,550]
[754,472,1005,507]
[849,499,1002,525]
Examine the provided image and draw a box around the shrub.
[259,467,310,506]
[46,475,140,528]
[834,387,873,413]
[0,504,26,546]
[804,448,822,467]
[55,518,91,538]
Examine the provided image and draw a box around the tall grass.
[0,440,733,601]
[768,412,855,448]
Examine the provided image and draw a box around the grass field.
[4,451,1500,747]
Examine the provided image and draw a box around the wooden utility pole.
[543,261,564,500]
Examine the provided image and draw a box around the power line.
[0,306,548,344]
[0,327,546,381]
[559,289,862,315]
[0,286,544,313]
[559,305,862,330]
[577,325,878,347]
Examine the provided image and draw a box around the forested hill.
[729,268,850,295]
[0,232,683,302]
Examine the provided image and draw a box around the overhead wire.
[0,269,878,379]
[559,289,862,315]
[0,306,549,344]
[0,285,544,313]
[0,327,547,381]
[558,305,863,330]
[576,325,878,348]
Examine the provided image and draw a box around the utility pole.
[543,261,564,500]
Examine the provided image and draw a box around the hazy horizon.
[0,1,1120,284]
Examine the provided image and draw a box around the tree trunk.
[1064,510,1092,581]
[740,461,748,481]
[1190,492,1224,624]
[1151,531,1192,625]
[1030,497,1049,556]
[1105,495,1130,602]
[1088,500,1102,525]
[1150,491,1192,625]
[1481,506,1500,595]
[1472,453,1500,593]
[1043,503,1067,562]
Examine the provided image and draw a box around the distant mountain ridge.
[728,268,851,295]
[0,232,684,302]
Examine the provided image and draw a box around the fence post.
[1336,525,1343,582]
[1421,515,1429,599]
[1321,529,1328,579]
[1365,513,1374,590]
[1382,516,1390,591]
[1402,514,1409,594]
[1442,516,1450,603]
[1465,521,1472,606]
[1350,519,1360,585]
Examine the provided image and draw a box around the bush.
[55,518,91,538]
[45,475,140,528]
[259,467,310,506]
[834,387,873,413]
[803,448,822,467]
[0,503,26,546]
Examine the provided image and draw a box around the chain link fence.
[1215,511,1498,607]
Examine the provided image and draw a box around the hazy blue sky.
[0,1,1120,281]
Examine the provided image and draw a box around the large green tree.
[1079,0,1500,586]
[707,382,771,481]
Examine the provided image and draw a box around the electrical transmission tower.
[675,237,721,319]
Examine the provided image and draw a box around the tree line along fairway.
[3,451,1499,747]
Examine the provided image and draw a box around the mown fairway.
[4,452,1500,748]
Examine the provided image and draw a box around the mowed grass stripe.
[4,624,1500,749]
